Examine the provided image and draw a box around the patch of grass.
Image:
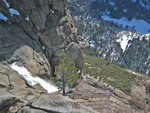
[83,54,135,95]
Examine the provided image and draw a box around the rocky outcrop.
[68,77,150,113]
[17,94,98,113]
[1,63,150,113]
[0,63,43,113]
[0,0,85,112]
[0,63,97,113]
[0,0,83,78]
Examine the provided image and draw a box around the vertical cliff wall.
[0,0,83,78]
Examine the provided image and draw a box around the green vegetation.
[53,53,79,95]
[82,46,99,57]
[118,37,150,75]
[83,54,135,95]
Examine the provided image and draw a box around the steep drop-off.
[0,0,83,78]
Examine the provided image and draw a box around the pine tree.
[54,52,79,95]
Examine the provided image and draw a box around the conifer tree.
[54,52,79,95]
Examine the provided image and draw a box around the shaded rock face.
[0,0,83,77]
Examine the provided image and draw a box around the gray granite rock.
[22,94,98,113]
[0,0,83,79]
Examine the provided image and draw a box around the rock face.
[0,62,150,113]
[0,63,44,113]
[0,0,83,78]
[0,0,84,112]
[68,77,150,113]
[0,62,97,113]
[18,94,98,113]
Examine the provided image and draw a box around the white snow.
[103,54,106,58]
[51,10,54,14]
[123,9,127,13]
[90,43,95,47]
[145,33,150,37]
[139,1,145,7]
[109,1,114,6]
[10,62,58,93]
[102,15,150,34]
[0,13,8,21]
[146,69,149,75]
[116,31,150,52]
[145,33,150,40]
[42,46,46,50]
[116,35,132,52]
[25,15,29,21]
[2,0,10,8]
[9,8,20,16]
[89,41,95,47]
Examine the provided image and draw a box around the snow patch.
[139,1,145,7]
[2,0,10,8]
[89,41,95,47]
[42,46,46,50]
[90,43,95,47]
[123,9,127,13]
[102,15,150,34]
[0,13,8,21]
[9,8,20,16]
[10,62,58,93]
[145,33,150,37]
[109,1,115,6]
[116,35,132,52]
[25,15,29,21]
[51,10,54,14]
[116,31,150,52]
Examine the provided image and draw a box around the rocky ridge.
[1,62,150,113]
[0,63,98,113]
[68,76,150,113]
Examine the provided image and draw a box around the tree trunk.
[62,71,65,96]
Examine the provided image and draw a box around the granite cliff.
[0,0,84,112]
[0,0,83,78]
